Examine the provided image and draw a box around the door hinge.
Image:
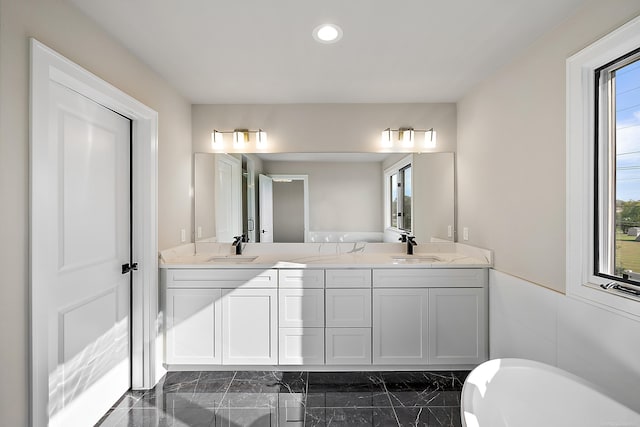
[121,262,138,275]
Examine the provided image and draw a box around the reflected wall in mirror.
[194,152,455,244]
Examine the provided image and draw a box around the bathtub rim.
[460,358,640,427]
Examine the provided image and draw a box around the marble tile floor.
[97,370,469,427]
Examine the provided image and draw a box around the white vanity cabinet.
[163,268,278,366]
[278,269,325,365]
[373,288,429,364]
[325,269,372,365]
[428,287,486,365]
[162,265,488,369]
[372,268,488,366]
[165,288,222,364]
[222,287,278,364]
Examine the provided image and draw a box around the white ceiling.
[67,0,589,104]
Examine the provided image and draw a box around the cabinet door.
[278,327,324,365]
[373,288,429,365]
[326,328,372,365]
[222,288,277,364]
[428,288,487,365]
[326,289,371,327]
[166,288,222,364]
[279,289,324,328]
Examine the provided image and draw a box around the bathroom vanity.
[159,242,491,371]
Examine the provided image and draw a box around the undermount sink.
[391,255,442,264]
[206,255,258,263]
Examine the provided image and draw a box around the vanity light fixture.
[211,130,224,149]
[400,128,415,148]
[424,129,437,148]
[380,127,437,149]
[256,129,268,149]
[210,129,268,150]
[233,130,249,148]
[381,128,393,148]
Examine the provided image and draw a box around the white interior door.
[44,81,132,426]
[259,174,274,242]
[214,154,242,242]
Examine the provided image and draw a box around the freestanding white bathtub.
[461,358,640,427]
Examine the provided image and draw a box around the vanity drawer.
[326,328,372,365]
[326,269,372,288]
[167,268,277,289]
[279,269,325,288]
[326,288,371,327]
[279,289,325,327]
[373,268,487,288]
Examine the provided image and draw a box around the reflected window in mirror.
[385,155,413,233]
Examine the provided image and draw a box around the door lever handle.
[121,262,138,274]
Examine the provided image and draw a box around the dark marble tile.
[189,392,226,409]
[381,371,468,392]
[394,407,462,427]
[133,389,200,410]
[215,406,276,427]
[278,371,308,393]
[167,405,217,427]
[306,391,391,408]
[157,371,200,394]
[386,390,460,408]
[219,391,279,408]
[102,408,176,427]
[194,371,234,394]
[233,370,283,383]
[308,372,384,388]
[305,407,399,427]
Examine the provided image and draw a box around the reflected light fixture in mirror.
[400,128,414,148]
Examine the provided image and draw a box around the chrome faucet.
[399,233,417,255]
[232,234,246,255]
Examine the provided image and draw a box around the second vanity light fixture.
[381,127,437,149]
[211,129,268,150]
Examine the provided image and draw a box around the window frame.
[384,154,413,234]
[594,49,640,287]
[567,15,640,317]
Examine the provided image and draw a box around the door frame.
[30,39,160,426]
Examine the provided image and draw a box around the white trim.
[30,39,160,426]
[566,16,640,318]
[268,174,310,242]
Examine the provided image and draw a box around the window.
[384,155,413,233]
[595,51,640,286]
[567,15,640,316]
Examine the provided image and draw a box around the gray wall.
[0,0,192,424]
[264,160,383,233]
[457,1,640,292]
[192,103,457,154]
[272,180,305,242]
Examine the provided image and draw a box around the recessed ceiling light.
[313,24,343,44]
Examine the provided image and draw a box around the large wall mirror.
[194,152,456,244]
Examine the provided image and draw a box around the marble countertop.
[159,242,493,269]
